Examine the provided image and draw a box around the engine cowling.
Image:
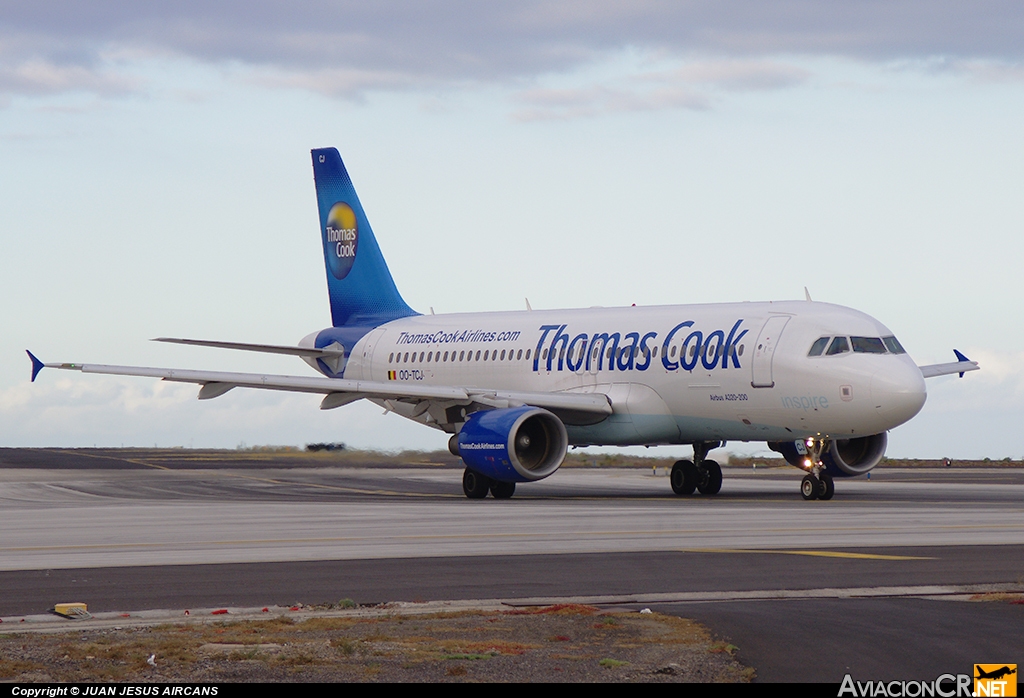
[822,433,887,476]
[457,406,568,483]
[768,432,888,478]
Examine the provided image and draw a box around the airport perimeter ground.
[1,448,1022,683]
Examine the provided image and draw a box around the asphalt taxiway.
[1,448,1022,682]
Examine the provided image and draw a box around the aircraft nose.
[870,362,927,428]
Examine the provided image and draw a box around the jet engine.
[822,433,888,476]
[456,406,568,483]
[769,432,888,477]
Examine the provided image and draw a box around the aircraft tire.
[697,460,723,495]
[801,474,819,500]
[670,460,698,495]
[462,468,492,499]
[490,480,516,499]
[817,473,835,500]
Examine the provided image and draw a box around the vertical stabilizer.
[311,148,417,327]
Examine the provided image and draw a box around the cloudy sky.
[3,2,1022,458]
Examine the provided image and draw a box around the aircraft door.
[586,337,605,384]
[750,315,791,388]
[570,335,594,387]
[358,327,388,381]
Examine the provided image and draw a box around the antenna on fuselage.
[525,298,533,311]
[804,287,813,302]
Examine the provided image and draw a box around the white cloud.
[655,58,811,91]
[0,59,141,97]
[512,56,808,120]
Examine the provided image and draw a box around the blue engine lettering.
[458,406,568,483]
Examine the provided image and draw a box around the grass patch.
[442,653,494,661]
[0,659,47,679]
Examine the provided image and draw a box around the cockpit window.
[826,336,850,355]
[882,336,906,354]
[851,336,887,354]
[808,337,830,357]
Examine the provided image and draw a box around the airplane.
[975,666,1017,681]
[27,147,979,501]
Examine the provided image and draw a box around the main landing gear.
[462,468,516,499]
[670,442,723,496]
[798,438,834,501]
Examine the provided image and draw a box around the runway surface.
[1,448,1022,682]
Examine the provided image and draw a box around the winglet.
[26,350,45,382]
[953,349,970,378]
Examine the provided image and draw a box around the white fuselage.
[338,300,927,446]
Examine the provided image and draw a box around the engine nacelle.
[822,433,887,477]
[768,432,888,478]
[457,406,568,483]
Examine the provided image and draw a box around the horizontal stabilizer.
[154,337,344,359]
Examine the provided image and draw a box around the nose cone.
[870,361,927,428]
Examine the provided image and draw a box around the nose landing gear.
[799,438,834,501]
[671,442,723,496]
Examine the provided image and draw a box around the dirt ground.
[0,604,753,683]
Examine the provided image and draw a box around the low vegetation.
[0,606,752,683]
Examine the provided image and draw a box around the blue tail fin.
[311,148,417,327]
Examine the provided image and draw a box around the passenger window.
[851,337,887,354]
[882,336,906,354]
[808,337,830,357]
[526,349,531,360]
[517,349,523,360]
[826,337,850,356]
[388,353,394,363]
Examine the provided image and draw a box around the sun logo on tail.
[324,202,358,279]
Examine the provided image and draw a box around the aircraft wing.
[918,350,979,379]
[27,354,613,418]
